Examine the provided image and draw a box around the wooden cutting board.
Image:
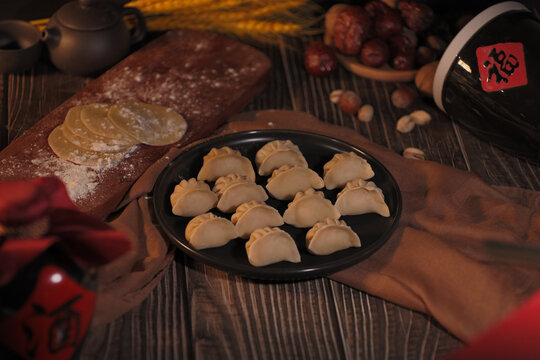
[0,29,271,219]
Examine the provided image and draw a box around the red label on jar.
[476,42,527,92]
[0,265,95,360]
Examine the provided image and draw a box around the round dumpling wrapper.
[80,103,137,143]
[62,121,132,153]
[64,105,134,147]
[108,103,187,146]
[48,126,126,166]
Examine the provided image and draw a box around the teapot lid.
[56,0,120,31]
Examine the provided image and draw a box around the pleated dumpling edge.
[306,218,361,255]
[323,152,374,190]
[197,146,255,182]
[255,140,308,176]
[245,227,301,267]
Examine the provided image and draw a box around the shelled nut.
[396,115,415,133]
[409,110,431,125]
[357,104,374,122]
[403,147,425,160]
[415,61,438,97]
[329,89,344,104]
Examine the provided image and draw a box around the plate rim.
[152,129,402,280]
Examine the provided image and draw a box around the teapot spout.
[41,27,59,45]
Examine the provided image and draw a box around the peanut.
[357,104,374,122]
[396,115,415,133]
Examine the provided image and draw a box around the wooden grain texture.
[4,30,539,359]
[0,29,271,220]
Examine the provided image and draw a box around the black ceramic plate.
[152,130,402,280]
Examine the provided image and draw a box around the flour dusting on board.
[95,41,266,122]
[0,141,138,204]
[33,146,137,202]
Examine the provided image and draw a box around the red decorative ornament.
[0,176,131,359]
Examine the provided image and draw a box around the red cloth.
[0,176,131,287]
[445,288,540,360]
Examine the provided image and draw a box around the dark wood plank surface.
[2,29,539,359]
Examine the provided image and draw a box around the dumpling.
[197,146,255,182]
[283,188,340,228]
[245,227,301,267]
[231,201,284,239]
[306,218,361,255]
[213,174,268,213]
[170,178,218,217]
[255,140,308,176]
[266,165,324,200]
[185,213,237,250]
[334,179,390,217]
[323,152,375,190]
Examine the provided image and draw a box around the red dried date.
[397,0,435,33]
[360,38,390,68]
[389,34,415,70]
[364,1,390,18]
[392,52,415,70]
[333,6,372,56]
[415,46,436,66]
[374,8,403,39]
[304,41,338,77]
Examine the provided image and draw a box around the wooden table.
[2,28,539,359]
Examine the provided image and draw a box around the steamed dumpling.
[185,213,237,250]
[255,140,308,176]
[170,178,218,217]
[197,146,255,182]
[231,201,284,239]
[245,227,301,267]
[283,188,340,228]
[323,152,374,189]
[335,179,390,217]
[306,218,361,255]
[213,174,268,213]
[266,165,324,200]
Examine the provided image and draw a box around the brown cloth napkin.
[94,110,540,341]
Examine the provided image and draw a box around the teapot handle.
[121,7,146,45]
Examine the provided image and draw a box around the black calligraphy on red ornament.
[476,42,528,92]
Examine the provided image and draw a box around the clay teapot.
[42,0,146,75]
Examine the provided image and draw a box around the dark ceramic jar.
[433,2,540,163]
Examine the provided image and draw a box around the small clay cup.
[0,20,42,73]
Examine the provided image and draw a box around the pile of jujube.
[337,0,447,70]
